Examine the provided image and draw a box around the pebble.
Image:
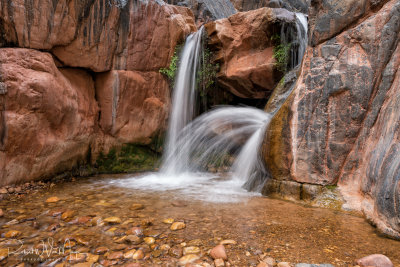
[0,188,7,194]
[169,246,183,258]
[144,236,155,245]
[277,263,291,267]
[61,210,76,221]
[126,235,143,244]
[170,222,186,231]
[127,227,143,236]
[66,253,86,263]
[107,251,123,260]
[220,240,237,245]
[94,247,109,255]
[125,263,142,267]
[130,203,144,210]
[160,244,171,250]
[132,249,145,260]
[355,254,393,267]
[210,245,227,260]
[0,209,3,217]
[263,257,276,267]
[123,249,137,259]
[71,263,91,267]
[163,218,175,224]
[5,230,21,238]
[214,258,225,267]
[46,196,60,203]
[178,254,200,266]
[86,253,99,263]
[257,262,269,267]
[183,246,201,255]
[104,217,122,224]
[0,248,8,261]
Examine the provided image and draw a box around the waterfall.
[295,13,308,65]
[161,27,205,174]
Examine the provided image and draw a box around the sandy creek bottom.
[0,173,399,266]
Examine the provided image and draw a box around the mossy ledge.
[94,144,160,174]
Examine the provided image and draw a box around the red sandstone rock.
[0,0,196,72]
[0,48,98,186]
[210,244,227,260]
[95,70,170,145]
[205,8,296,99]
[356,254,394,267]
[263,0,400,238]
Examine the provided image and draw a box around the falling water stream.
[111,12,309,202]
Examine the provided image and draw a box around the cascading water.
[162,27,204,174]
[109,9,309,202]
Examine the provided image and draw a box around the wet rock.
[0,209,3,217]
[355,254,393,267]
[123,249,137,259]
[107,251,123,260]
[61,210,76,221]
[215,258,225,267]
[76,237,89,246]
[46,197,60,203]
[127,227,143,236]
[295,265,334,267]
[0,248,8,261]
[126,235,143,245]
[178,254,200,266]
[183,246,201,255]
[210,245,227,260]
[130,204,144,210]
[144,237,156,245]
[171,222,186,231]
[77,216,92,224]
[104,217,122,224]
[163,218,175,224]
[263,257,276,267]
[5,230,21,238]
[66,253,86,263]
[169,246,184,258]
[219,240,237,245]
[95,247,109,255]
[160,244,171,250]
[86,253,99,263]
[132,249,145,260]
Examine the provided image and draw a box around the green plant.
[159,45,183,85]
[197,47,219,109]
[274,43,291,72]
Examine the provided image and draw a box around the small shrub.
[159,45,183,86]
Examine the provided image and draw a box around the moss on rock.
[95,144,160,174]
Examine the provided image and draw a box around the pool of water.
[0,173,399,266]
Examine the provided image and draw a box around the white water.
[162,27,205,173]
[110,15,315,202]
[295,13,308,65]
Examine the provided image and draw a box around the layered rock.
[95,71,170,144]
[263,0,400,238]
[205,7,297,99]
[230,0,309,13]
[0,0,197,185]
[165,0,237,25]
[0,49,98,185]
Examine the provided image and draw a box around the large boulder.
[263,0,400,238]
[95,71,170,144]
[0,49,98,186]
[205,8,297,99]
[0,0,197,185]
[0,0,196,72]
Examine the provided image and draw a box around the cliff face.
[0,0,196,185]
[205,7,299,99]
[263,0,400,238]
